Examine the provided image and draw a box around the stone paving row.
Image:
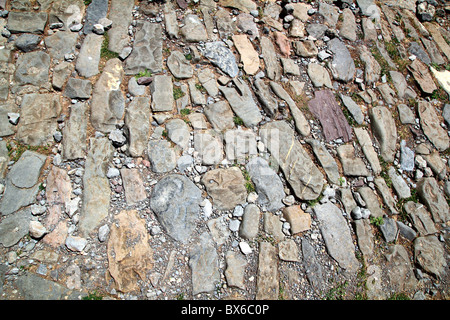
[0,0,449,300]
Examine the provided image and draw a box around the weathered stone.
[388,167,411,199]
[124,21,163,75]
[302,238,325,293]
[167,51,193,79]
[380,217,398,242]
[180,14,208,42]
[62,102,87,160]
[150,174,202,243]
[318,1,339,27]
[282,206,311,235]
[203,41,239,78]
[246,157,285,212]
[224,128,257,163]
[327,38,355,82]
[63,78,92,99]
[429,67,450,99]
[45,31,78,60]
[384,244,418,292]
[14,273,82,300]
[417,100,449,151]
[256,242,278,300]
[107,210,153,293]
[357,186,384,218]
[359,45,381,86]
[374,177,398,215]
[124,96,150,157]
[414,235,446,279]
[306,139,340,185]
[269,81,310,137]
[369,106,397,162]
[354,219,374,262]
[314,202,359,272]
[7,12,47,34]
[83,0,108,34]
[404,201,437,236]
[16,93,61,147]
[190,232,219,295]
[203,101,235,132]
[201,167,247,211]
[75,33,103,78]
[220,0,256,13]
[421,37,445,66]
[187,78,206,106]
[107,0,134,53]
[46,166,72,209]
[263,212,284,241]
[14,51,50,88]
[340,95,364,125]
[150,75,174,112]
[90,58,125,132]
[294,40,318,58]
[219,78,262,127]
[215,9,237,39]
[337,144,370,177]
[307,63,332,89]
[416,178,449,224]
[278,239,299,262]
[236,12,259,40]
[15,34,41,52]
[308,89,353,143]
[120,169,146,205]
[0,208,32,246]
[253,79,278,117]
[409,59,437,94]
[148,139,177,173]
[232,34,260,75]
[424,22,450,61]
[260,36,281,81]
[306,23,328,39]
[339,8,357,41]
[193,130,224,165]
[239,203,260,240]
[260,121,324,200]
[207,215,230,245]
[225,251,247,289]
[354,127,381,175]
[79,137,114,236]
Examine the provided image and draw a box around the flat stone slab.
[120,169,147,205]
[44,31,78,60]
[308,89,353,143]
[306,139,340,185]
[203,41,239,78]
[193,130,224,165]
[7,11,47,34]
[0,208,32,246]
[79,137,114,236]
[62,102,88,160]
[14,51,50,88]
[167,51,193,79]
[150,75,174,112]
[63,78,93,99]
[260,121,324,200]
[232,34,260,75]
[314,202,359,273]
[90,58,125,132]
[369,106,397,162]
[201,167,247,211]
[125,21,163,75]
[83,0,109,34]
[246,157,285,212]
[219,78,262,127]
[337,144,370,177]
[148,139,177,173]
[327,38,355,82]
[75,33,103,78]
[256,242,278,299]
[0,151,46,216]
[150,174,202,243]
[125,96,150,157]
[107,0,134,53]
[417,100,449,151]
[417,177,449,224]
[16,93,62,146]
[189,232,220,295]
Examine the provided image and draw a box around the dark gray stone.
[63,78,93,99]
[15,34,41,52]
[327,38,355,82]
[83,0,109,34]
[7,12,47,34]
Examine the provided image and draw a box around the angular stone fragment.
[414,235,446,279]
[416,178,449,224]
[193,130,224,165]
[314,202,359,272]
[232,34,259,75]
[307,63,332,89]
[75,33,103,78]
[16,93,62,147]
[203,101,235,132]
[150,174,202,243]
[219,78,262,127]
[14,51,50,88]
[374,177,398,215]
[384,244,418,293]
[369,106,397,162]
[124,21,163,75]
[7,12,47,34]
[120,169,146,205]
[225,251,247,289]
[256,242,278,300]
[282,206,311,235]
[354,127,381,175]
[90,58,125,132]
[63,78,92,99]
[79,137,114,236]
[253,79,278,117]
[246,157,285,212]
[404,201,437,236]
[339,8,357,41]
[308,89,352,143]
[357,186,384,218]
[150,75,174,112]
[417,100,449,151]
[62,102,87,160]
[239,203,260,240]
[340,95,364,125]
[107,210,153,293]
[189,233,220,295]
[294,40,318,58]
[260,121,324,200]
[260,36,281,81]
[180,14,208,42]
[148,139,177,173]
[125,97,150,157]
[337,144,370,177]
[203,41,239,78]
[327,38,355,82]
[306,139,340,185]
[107,0,134,53]
[167,51,193,79]
[408,59,437,94]
[201,167,247,211]
[302,238,325,293]
[83,0,108,34]
[354,219,374,262]
[0,209,32,246]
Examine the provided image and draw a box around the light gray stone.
[0,208,32,246]
[327,38,355,82]
[150,75,174,112]
[369,106,397,163]
[203,41,239,78]
[167,51,193,79]
[125,96,150,157]
[150,174,202,243]
[75,33,103,78]
[148,139,177,173]
[62,102,87,160]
